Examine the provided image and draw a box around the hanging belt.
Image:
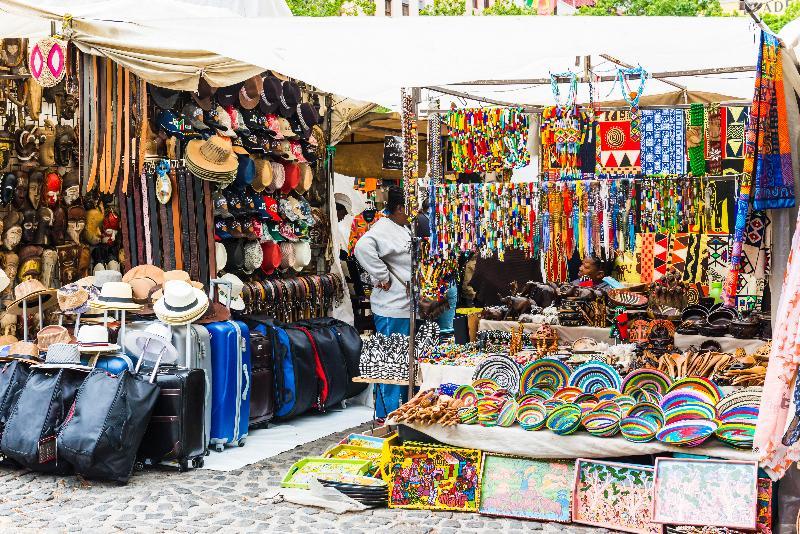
[111,63,123,194]
[122,70,132,194]
[177,167,190,273]
[108,61,116,195]
[204,180,216,280]
[184,167,199,281]
[147,167,161,267]
[104,59,113,194]
[194,174,207,284]
[131,168,143,265]
[126,192,137,268]
[138,79,148,184]
[159,181,174,271]
[119,174,132,272]
[81,53,90,194]
[140,170,152,264]
[170,166,183,270]
[87,55,99,193]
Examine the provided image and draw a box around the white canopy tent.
[0,0,797,107]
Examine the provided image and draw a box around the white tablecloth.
[479,320,767,353]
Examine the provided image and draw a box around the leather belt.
[177,167,190,274]
[140,170,152,264]
[204,181,216,281]
[111,64,123,194]
[126,192,137,268]
[81,53,90,194]
[122,69,131,194]
[102,59,112,194]
[119,175,132,272]
[147,167,161,267]
[132,168,145,265]
[194,173,208,284]
[170,166,183,270]
[87,55,99,193]
[185,167,199,281]
[138,78,147,185]
[159,181,174,271]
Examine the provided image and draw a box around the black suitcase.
[249,331,275,428]
[137,366,206,471]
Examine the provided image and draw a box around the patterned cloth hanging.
[446,108,529,173]
[641,109,686,175]
[595,110,641,175]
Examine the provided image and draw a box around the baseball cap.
[181,102,210,132]
[157,110,184,139]
[240,108,269,134]
[213,190,233,219]
[263,196,282,222]
[214,219,233,241]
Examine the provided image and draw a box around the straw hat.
[218,274,245,311]
[57,282,92,314]
[6,279,57,316]
[36,325,74,351]
[295,163,313,194]
[34,342,93,371]
[6,340,42,365]
[154,280,209,326]
[293,241,312,271]
[216,242,228,272]
[123,322,178,366]
[89,281,143,311]
[92,270,122,289]
[253,158,273,192]
[185,135,238,179]
[76,324,120,353]
[122,264,165,285]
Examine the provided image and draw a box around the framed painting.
[478,454,573,522]
[652,458,758,529]
[572,459,661,534]
[386,445,481,512]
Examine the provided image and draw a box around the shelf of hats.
[0,36,373,484]
[344,32,796,532]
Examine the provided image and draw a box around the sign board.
[382,135,403,171]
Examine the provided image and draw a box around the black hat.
[149,85,180,111]
[260,76,282,114]
[294,103,321,139]
[239,134,266,155]
[278,81,300,118]
[216,83,243,107]
[203,107,227,131]
[240,108,269,134]
[300,141,318,163]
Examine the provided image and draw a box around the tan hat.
[6,279,57,316]
[89,281,143,311]
[278,118,296,139]
[122,264,165,285]
[57,283,93,314]
[36,325,74,351]
[7,340,42,364]
[296,163,313,194]
[253,158,273,192]
[185,135,238,177]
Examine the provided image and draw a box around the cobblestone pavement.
[0,423,613,534]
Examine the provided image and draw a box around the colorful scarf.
[726,31,794,304]
[641,108,686,175]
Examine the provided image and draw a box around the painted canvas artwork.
[572,459,661,534]
[387,445,481,512]
[653,458,758,529]
[478,455,572,522]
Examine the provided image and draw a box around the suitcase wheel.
[192,457,204,469]
[238,438,246,448]
[214,444,224,453]
[179,459,189,473]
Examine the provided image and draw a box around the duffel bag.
[0,367,85,473]
[58,367,160,484]
[298,318,365,398]
[0,360,30,439]
[294,325,348,411]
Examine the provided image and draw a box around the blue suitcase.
[206,320,251,452]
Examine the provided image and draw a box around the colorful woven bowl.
[614,395,636,417]
[517,400,547,431]
[662,402,716,425]
[546,403,582,436]
[553,386,583,402]
[656,419,718,447]
[497,399,518,427]
[620,416,660,443]
[477,396,502,427]
[583,410,621,438]
[595,388,622,401]
[458,406,478,425]
[715,421,755,449]
[521,387,553,401]
[627,401,665,426]
[453,385,478,406]
[543,397,565,414]
[472,378,500,397]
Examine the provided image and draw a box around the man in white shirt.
[354,186,412,419]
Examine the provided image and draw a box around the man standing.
[354,185,411,419]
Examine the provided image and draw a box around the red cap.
[263,196,282,222]
[261,241,281,275]
[281,162,300,194]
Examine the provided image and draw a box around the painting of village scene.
[573,459,661,534]
[387,445,481,512]
[478,455,573,522]
[652,458,758,529]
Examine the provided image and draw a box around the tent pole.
[404,87,421,399]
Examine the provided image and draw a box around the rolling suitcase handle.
[209,279,234,309]
[133,337,168,384]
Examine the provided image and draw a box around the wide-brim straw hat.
[76,324,121,353]
[6,279,57,316]
[154,281,210,326]
[5,340,43,365]
[185,136,238,176]
[122,264,166,285]
[57,283,94,315]
[36,325,75,352]
[89,281,143,311]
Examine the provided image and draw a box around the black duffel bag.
[298,318,366,398]
[58,364,160,484]
[0,368,85,474]
[0,360,30,439]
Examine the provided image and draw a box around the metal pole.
[37,295,43,331]
[404,87,421,399]
[119,310,126,353]
[22,299,27,342]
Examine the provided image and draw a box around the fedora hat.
[260,76,282,114]
[196,300,232,325]
[123,322,179,366]
[192,78,217,111]
[6,279,57,316]
[93,269,122,289]
[154,280,209,326]
[7,340,42,364]
[34,342,93,371]
[122,264,165,285]
[216,82,242,108]
[239,75,263,110]
[90,281,142,311]
[76,324,120,353]
[148,85,180,111]
[36,325,74,352]
[185,135,238,178]
[217,273,246,311]
[293,103,321,139]
[278,80,300,118]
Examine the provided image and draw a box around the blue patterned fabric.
[641,109,686,175]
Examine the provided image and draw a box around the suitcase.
[206,320,251,452]
[125,321,213,451]
[249,331,274,427]
[137,366,206,471]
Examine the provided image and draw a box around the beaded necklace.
[617,66,648,142]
